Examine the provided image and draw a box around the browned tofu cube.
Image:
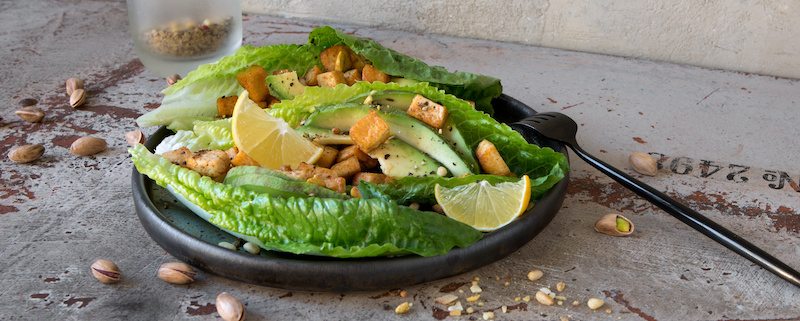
[314,144,339,168]
[320,45,351,72]
[160,147,192,167]
[362,64,390,83]
[337,144,378,170]
[349,110,391,153]
[316,71,346,88]
[304,65,324,86]
[351,172,388,186]
[475,139,514,177]
[330,156,361,180]
[350,52,368,71]
[324,176,346,194]
[186,149,231,181]
[343,69,362,86]
[216,95,238,118]
[235,65,271,102]
[407,95,449,129]
[231,149,261,167]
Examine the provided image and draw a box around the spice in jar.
[143,18,233,57]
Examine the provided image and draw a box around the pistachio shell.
[16,106,45,123]
[70,136,106,156]
[594,213,634,236]
[66,78,84,95]
[70,88,86,107]
[91,259,121,284]
[125,130,146,146]
[8,144,45,163]
[216,292,245,321]
[157,262,196,284]
[629,152,658,176]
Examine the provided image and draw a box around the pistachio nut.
[166,74,182,86]
[125,130,146,146]
[216,292,245,321]
[157,262,196,284]
[629,152,658,176]
[91,259,121,284]
[70,136,107,156]
[8,144,45,163]
[70,88,86,108]
[594,213,634,236]
[15,106,45,123]
[66,78,84,95]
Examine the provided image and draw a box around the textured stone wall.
[243,0,800,79]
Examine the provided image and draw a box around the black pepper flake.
[384,154,391,159]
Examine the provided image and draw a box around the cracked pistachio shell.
[91,259,121,284]
[594,213,634,236]
[629,152,658,176]
[157,262,196,284]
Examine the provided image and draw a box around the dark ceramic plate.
[131,94,569,292]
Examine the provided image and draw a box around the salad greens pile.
[131,26,569,258]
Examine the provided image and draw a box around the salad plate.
[131,94,569,292]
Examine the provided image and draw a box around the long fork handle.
[567,143,800,288]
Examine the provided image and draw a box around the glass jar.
[126,0,242,78]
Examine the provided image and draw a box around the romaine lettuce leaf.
[130,144,483,258]
[154,118,234,154]
[308,26,502,114]
[136,44,323,130]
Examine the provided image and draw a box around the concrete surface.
[242,0,800,80]
[1,1,799,320]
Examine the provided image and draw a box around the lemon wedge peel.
[434,175,531,232]
[231,91,323,169]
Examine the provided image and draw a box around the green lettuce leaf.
[308,26,502,114]
[136,44,323,130]
[130,144,483,258]
[154,118,234,154]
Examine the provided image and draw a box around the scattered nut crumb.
[450,310,461,316]
[466,307,475,313]
[395,302,411,314]
[503,281,511,286]
[501,305,508,313]
[400,290,407,298]
[466,295,480,302]
[527,270,543,281]
[560,317,569,321]
[535,291,555,306]
[572,300,580,307]
[587,298,604,310]
[435,294,459,305]
[605,308,612,314]
[482,311,495,320]
[556,281,566,292]
[522,296,531,302]
[470,283,482,293]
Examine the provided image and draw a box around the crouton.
[349,110,391,153]
[475,139,514,177]
[362,64,390,83]
[407,95,449,129]
[320,45,351,72]
[235,65,271,102]
[343,68,362,86]
[161,147,192,167]
[351,172,388,186]
[186,149,232,181]
[331,156,361,180]
[337,144,378,170]
[304,65,324,86]
[314,144,339,168]
[316,71,346,88]
[216,95,238,118]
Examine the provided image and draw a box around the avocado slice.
[295,126,354,145]
[345,90,417,110]
[266,71,306,100]
[300,103,478,177]
[367,137,443,179]
[224,167,348,200]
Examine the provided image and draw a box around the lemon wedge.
[231,91,323,169]
[434,176,532,232]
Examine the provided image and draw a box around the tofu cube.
[235,65,271,102]
[316,71,346,88]
[351,172,388,186]
[160,147,192,167]
[475,139,514,177]
[349,110,391,153]
[343,68,362,86]
[362,64,390,83]
[330,156,361,180]
[324,176,347,194]
[186,149,232,181]
[304,65,324,86]
[407,95,449,129]
[314,144,339,168]
[216,95,238,118]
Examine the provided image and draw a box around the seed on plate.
[587,298,604,310]
[218,241,237,250]
[243,242,260,255]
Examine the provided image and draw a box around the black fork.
[512,112,800,288]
